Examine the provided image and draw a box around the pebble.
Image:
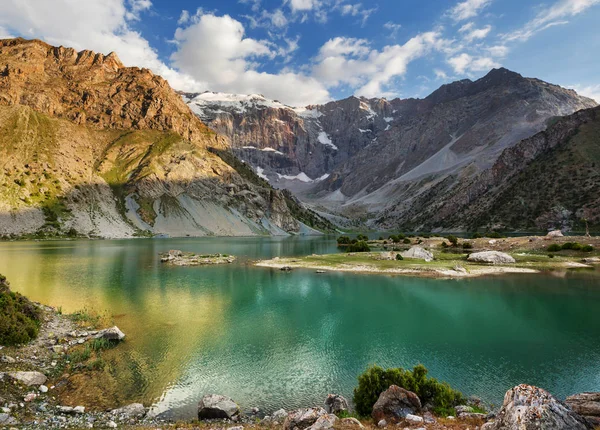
[39,385,49,393]
[107,421,117,428]
[378,419,387,427]
[405,414,423,423]
[24,393,37,402]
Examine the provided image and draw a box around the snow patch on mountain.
[318,132,338,150]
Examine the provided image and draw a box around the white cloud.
[288,0,321,12]
[313,32,447,97]
[460,24,492,42]
[171,13,329,106]
[486,45,509,57]
[0,25,13,39]
[449,0,493,21]
[448,53,499,74]
[571,84,600,103]
[503,0,600,42]
[383,22,402,38]
[434,69,449,80]
[178,10,190,25]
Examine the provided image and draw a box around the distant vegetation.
[346,241,371,252]
[353,364,465,417]
[547,242,594,252]
[0,274,42,346]
[337,235,371,252]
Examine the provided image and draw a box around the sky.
[0,0,599,106]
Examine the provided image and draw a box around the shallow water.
[0,236,599,417]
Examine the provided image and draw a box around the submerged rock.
[283,407,327,430]
[467,251,516,264]
[324,394,349,414]
[482,384,591,430]
[566,392,600,426]
[401,246,433,262]
[198,394,240,420]
[112,403,146,419]
[372,385,422,422]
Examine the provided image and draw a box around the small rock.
[0,413,17,425]
[284,407,328,430]
[547,230,564,238]
[112,403,145,419]
[228,426,244,430]
[455,405,474,415]
[58,406,74,414]
[96,327,125,341]
[1,356,15,364]
[250,407,260,414]
[377,419,387,427]
[24,393,37,402]
[280,266,293,271]
[307,414,337,430]
[107,421,117,428]
[372,385,422,422]
[272,408,287,421]
[8,371,47,386]
[324,394,349,414]
[405,414,423,423]
[74,405,85,414]
[341,417,364,428]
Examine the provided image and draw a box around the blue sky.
[0,0,599,106]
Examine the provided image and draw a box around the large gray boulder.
[482,385,592,430]
[283,407,327,430]
[198,394,240,420]
[324,394,349,414]
[467,251,516,264]
[547,230,564,238]
[8,371,47,386]
[401,246,433,262]
[566,392,600,426]
[371,385,421,423]
[306,414,338,430]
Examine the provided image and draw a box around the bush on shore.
[547,242,594,253]
[353,364,465,417]
[346,241,371,253]
[0,274,42,346]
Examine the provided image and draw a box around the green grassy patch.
[0,274,42,346]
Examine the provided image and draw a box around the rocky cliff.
[0,38,333,238]
[187,69,597,231]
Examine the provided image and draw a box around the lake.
[0,236,599,418]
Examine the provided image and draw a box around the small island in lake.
[160,250,236,266]
[256,233,600,278]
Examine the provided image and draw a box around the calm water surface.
[0,236,599,417]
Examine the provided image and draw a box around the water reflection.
[0,237,599,418]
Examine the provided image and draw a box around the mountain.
[187,68,597,231]
[0,38,333,238]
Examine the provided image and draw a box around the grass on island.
[0,274,43,346]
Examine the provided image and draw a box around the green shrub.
[446,235,459,247]
[0,275,42,346]
[353,364,465,417]
[402,238,411,244]
[337,236,351,245]
[441,241,449,248]
[487,231,505,239]
[562,242,582,251]
[471,232,482,239]
[462,242,473,250]
[357,234,369,241]
[395,254,404,261]
[582,245,594,252]
[378,236,384,241]
[547,244,562,252]
[347,241,371,252]
[389,235,399,243]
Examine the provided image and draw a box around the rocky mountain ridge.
[0,38,332,238]
[187,68,597,231]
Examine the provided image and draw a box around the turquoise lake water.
[0,236,599,418]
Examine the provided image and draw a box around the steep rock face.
[376,106,600,231]
[0,38,332,238]
[184,92,393,189]
[185,69,595,231]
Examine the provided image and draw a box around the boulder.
[112,403,146,419]
[482,384,591,430]
[198,394,240,420]
[96,326,126,341]
[324,394,349,414]
[401,247,433,262]
[371,385,422,422]
[272,408,288,422]
[467,251,515,264]
[582,257,600,264]
[8,371,47,386]
[547,230,564,238]
[283,407,327,430]
[405,414,423,423]
[306,414,338,430]
[566,392,600,426]
[0,413,17,425]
